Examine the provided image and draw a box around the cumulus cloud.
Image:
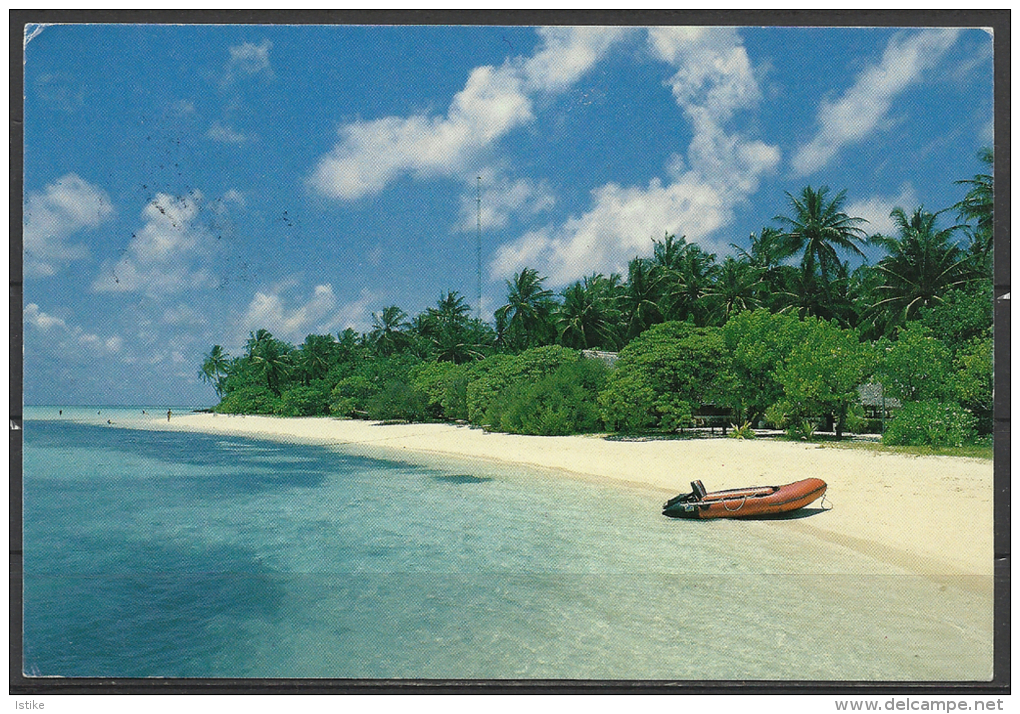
[24,174,114,277]
[792,29,962,176]
[92,192,221,295]
[845,183,919,237]
[491,27,780,286]
[308,27,630,201]
[241,283,378,342]
[648,26,762,123]
[23,303,67,331]
[222,39,274,87]
[457,167,555,232]
[206,121,253,144]
[24,303,122,356]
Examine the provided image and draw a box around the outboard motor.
[663,480,708,510]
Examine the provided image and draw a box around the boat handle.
[722,496,747,512]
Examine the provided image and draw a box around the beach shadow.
[741,507,830,521]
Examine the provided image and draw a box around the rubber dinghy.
[662,478,827,519]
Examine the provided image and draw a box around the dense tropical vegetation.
[201,153,994,448]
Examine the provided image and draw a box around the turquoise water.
[21,411,993,680]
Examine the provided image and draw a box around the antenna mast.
[476,176,482,322]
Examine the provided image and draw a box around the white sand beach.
[146,413,994,583]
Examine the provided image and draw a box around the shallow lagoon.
[21,413,992,680]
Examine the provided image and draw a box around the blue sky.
[21,22,994,406]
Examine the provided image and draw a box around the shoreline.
[93,412,994,586]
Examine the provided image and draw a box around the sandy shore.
[145,413,993,583]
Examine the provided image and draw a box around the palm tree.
[244,328,273,358]
[651,231,688,272]
[295,334,336,384]
[732,227,795,309]
[495,268,556,351]
[248,333,292,394]
[954,147,993,272]
[657,243,718,325]
[199,345,230,397]
[369,305,411,355]
[556,273,624,350]
[419,291,482,363]
[773,186,868,312]
[620,257,663,340]
[866,206,973,333]
[705,256,761,324]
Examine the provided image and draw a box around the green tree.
[215,384,282,415]
[248,332,293,395]
[244,328,274,357]
[723,309,811,426]
[877,324,956,403]
[466,345,579,426]
[495,358,609,435]
[883,401,976,447]
[366,380,430,422]
[954,147,993,272]
[369,306,412,356]
[598,321,734,432]
[867,207,973,334]
[293,334,337,385]
[656,241,718,326]
[774,318,877,438]
[495,268,557,352]
[278,384,331,416]
[417,292,484,363]
[199,345,230,397]
[620,257,663,340]
[953,335,993,435]
[704,256,761,325]
[408,360,463,420]
[917,282,993,355]
[556,273,624,350]
[773,186,868,314]
[731,227,797,312]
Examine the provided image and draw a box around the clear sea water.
[21,407,993,680]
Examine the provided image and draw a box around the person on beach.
[167,409,172,422]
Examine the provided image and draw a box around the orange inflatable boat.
[662,478,827,519]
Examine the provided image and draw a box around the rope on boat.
[722,496,747,512]
[820,492,833,511]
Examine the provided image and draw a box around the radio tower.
[476,176,482,322]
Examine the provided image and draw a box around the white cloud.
[241,284,378,342]
[308,27,629,201]
[92,192,220,295]
[206,121,253,144]
[162,303,208,327]
[522,26,634,93]
[648,27,761,123]
[490,175,743,285]
[457,168,555,232]
[222,39,273,86]
[846,183,919,237]
[24,303,122,356]
[24,174,114,277]
[23,303,67,331]
[792,29,962,176]
[491,27,780,286]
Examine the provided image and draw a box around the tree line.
[201,152,993,447]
